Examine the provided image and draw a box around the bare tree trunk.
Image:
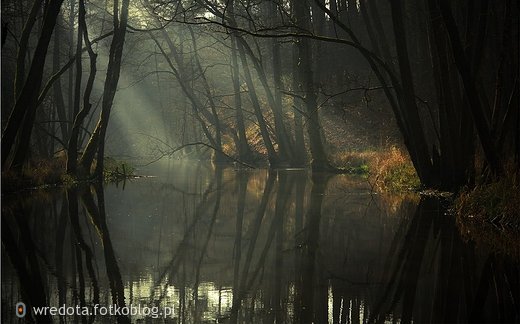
[72,0,84,143]
[426,0,474,189]
[292,41,307,166]
[80,0,130,177]
[230,35,252,161]
[236,37,293,164]
[2,0,65,170]
[67,0,97,174]
[67,0,74,127]
[268,1,294,164]
[236,40,279,165]
[294,0,335,172]
[437,0,502,175]
[14,0,41,99]
[187,26,227,162]
[52,16,70,141]
[149,31,219,149]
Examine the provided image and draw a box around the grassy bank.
[455,171,520,260]
[1,156,134,193]
[455,172,520,228]
[332,146,420,192]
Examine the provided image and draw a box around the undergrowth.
[455,171,520,228]
[454,168,520,260]
[332,146,420,192]
[2,157,66,192]
[103,157,135,182]
[2,156,134,193]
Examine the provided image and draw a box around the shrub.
[368,146,420,192]
[455,172,520,227]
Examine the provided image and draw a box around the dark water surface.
[2,161,519,323]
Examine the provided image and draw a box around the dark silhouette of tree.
[2,0,65,170]
[66,0,98,174]
[79,0,130,177]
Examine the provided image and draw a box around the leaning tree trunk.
[80,0,130,177]
[2,0,65,170]
[236,40,279,166]
[291,49,307,166]
[52,16,70,142]
[14,0,41,99]
[268,1,295,164]
[67,0,98,175]
[230,35,252,161]
[437,0,502,176]
[389,0,434,185]
[187,26,227,162]
[294,0,335,172]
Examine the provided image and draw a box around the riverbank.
[332,147,520,260]
[332,146,420,192]
[1,156,134,194]
[455,172,520,260]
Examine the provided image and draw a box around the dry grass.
[2,157,66,192]
[2,155,135,193]
[368,146,420,191]
[332,146,420,192]
[454,167,520,260]
[331,150,376,170]
[455,170,520,228]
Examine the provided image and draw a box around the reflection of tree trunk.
[66,187,100,322]
[81,184,130,324]
[371,198,435,322]
[193,167,222,321]
[231,172,275,314]
[244,174,292,298]
[293,172,307,323]
[231,172,249,323]
[273,173,292,323]
[1,206,52,323]
[469,254,494,322]
[55,198,68,324]
[150,173,219,304]
[75,243,87,324]
[299,174,330,323]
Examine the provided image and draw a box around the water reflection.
[2,162,519,323]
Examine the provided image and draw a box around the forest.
[1,0,519,323]
[2,0,518,186]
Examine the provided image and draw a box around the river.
[2,161,518,323]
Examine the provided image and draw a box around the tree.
[79,0,130,177]
[66,0,98,174]
[2,0,65,170]
[293,0,337,172]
